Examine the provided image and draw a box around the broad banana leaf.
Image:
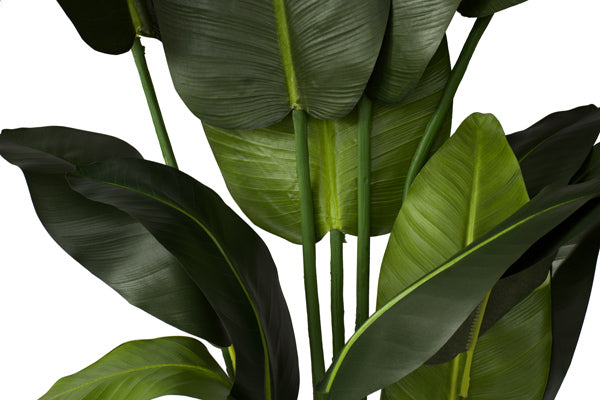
[0,127,229,347]
[68,158,299,400]
[40,337,232,400]
[377,113,529,310]
[458,0,528,17]
[367,0,461,103]
[204,41,451,243]
[318,167,600,399]
[57,0,390,129]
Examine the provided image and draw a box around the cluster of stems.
[132,14,493,400]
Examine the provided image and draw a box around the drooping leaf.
[458,0,528,17]
[68,158,299,400]
[384,276,551,400]
[0,127,229,346]
[204,41,451,243]
[367,0,461,103]
[318,179,600,400]
[506,105,600,197]
[153,0,390,129]
[377,113,529,311]
[40,336,232,400]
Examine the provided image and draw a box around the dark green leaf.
[40,336,232,400]
[68,158,299,400]
[458,0,528,17]
[153,0,390,128]
[507,105,600,197]
[318,180,600,400]
[56,0,136,54]
[572,143,600,183]
[0,127,229,346]
[367,1,461,103]
[204,41,451,243]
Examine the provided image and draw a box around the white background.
[1,0,599,399]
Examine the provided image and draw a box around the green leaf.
[40,336,232,400]
[377,113,529,311]
[458,0,528,17]
[507,105,600,197]
[204,41,451,243]
[367,0,461,103]
[56,0,136,54]
[67,158,299,400]
[318,179,600,399]
[0,127,229,346]
[384,276,551,400]
[153,0,390,129]
[572,143,600,183]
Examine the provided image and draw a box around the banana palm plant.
[1,0,599,399]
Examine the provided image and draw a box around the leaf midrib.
[273,0,300,108]
[46,363,230,399]
[73,176,273,400]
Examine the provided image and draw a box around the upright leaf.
[507,105,600,197]
[68,158,299,400]
[458,0,528,17]
[0,127,229,346]
[205,41,451,243]
[367,0,461,103]
[378,113,529,308]
[40,337,232,400]
[318,179,600,400]
[153,0,390,128]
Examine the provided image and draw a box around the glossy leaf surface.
[205,42,451,243]
[154,0,390,129]
[40,337,231,400]
[0,127,228,346]
[507,105,600,197]
[377,113,529,310]
[384,277,551,400]
[367,0,461,103]
[319,179,600,400]
[68,158,299,400]
[458,0,527,17]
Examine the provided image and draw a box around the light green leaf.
[40,337,232,400]
[367,0,462,103]
[318,179,600,399]
[377,113,529,308]
[204,41,451,243]
[153,0,390,129]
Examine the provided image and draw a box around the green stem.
[293,109,326,399]
[131,36,178,168]
[356,96,373,330]
[221,346,236,378]
[330,229,345,356]
[403,15,493,201]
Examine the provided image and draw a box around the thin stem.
[330,229,345,356]
[356,96,373,330]
[293,109,326,399]
[131,36,178,168]
[222,346,236,378]
[403,15,493,201]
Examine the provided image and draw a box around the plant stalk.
[131,36,178,168]
[330,229,345,356]
[293,109,326,398]
[356,96,373,330]
[403,15,493,201]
